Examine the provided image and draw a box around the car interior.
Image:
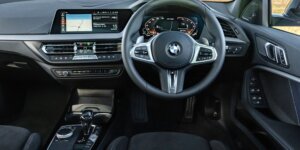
[0,0,299,150]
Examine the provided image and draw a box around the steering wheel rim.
[122,0,226,99]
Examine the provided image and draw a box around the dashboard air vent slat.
[94,43,121,53]
[218,19,237,38]
[42,43,75,55]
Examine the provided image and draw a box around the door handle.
[264,42,288,67]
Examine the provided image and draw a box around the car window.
[272,0,292,14]
[271,0,300,35]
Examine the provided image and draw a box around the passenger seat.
[0,125,41,150]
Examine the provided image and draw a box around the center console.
[47,89,114,150]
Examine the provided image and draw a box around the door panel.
[235,16,300,150]
[259,70,300,126]
[241,67,300,150]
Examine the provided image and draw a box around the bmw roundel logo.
[168,42,181,56]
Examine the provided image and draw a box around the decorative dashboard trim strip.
[0,33,122,41]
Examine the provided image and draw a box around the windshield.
[1,0,234,3]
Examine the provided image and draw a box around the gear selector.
[80,110,94,136]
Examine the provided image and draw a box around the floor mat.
[9,85,70,145]
[176,112,236,149]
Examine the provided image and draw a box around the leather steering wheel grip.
[122,0,226,99]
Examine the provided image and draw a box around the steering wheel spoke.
[191,42,218,65]
[159,69,186,94]
[130,39,155,64]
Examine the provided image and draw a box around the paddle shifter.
[80,110,94,136]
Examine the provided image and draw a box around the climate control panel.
[52,67,122,78]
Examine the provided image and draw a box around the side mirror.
[270,0,300,35]
[285,7,300,18]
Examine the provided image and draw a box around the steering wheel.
[122,0,225,99]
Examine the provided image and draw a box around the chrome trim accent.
[275,46,288,66]
[264,42,288,66]
[55,127,75,140]
[167,70,178,94]
[41,43,76,54]
[73,55,98,60]
[264,42,278,62]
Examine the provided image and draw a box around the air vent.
[218,19,237,38]
[94,42,121,53]
[42,43,75,55]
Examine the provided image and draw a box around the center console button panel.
[52,67,122,78]
[48,124,101,150]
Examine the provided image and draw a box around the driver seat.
[107,132,228,150]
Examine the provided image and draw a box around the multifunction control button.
[197,48,213,61]
[134,46,150,60]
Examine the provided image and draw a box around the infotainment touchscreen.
[61,10,118,33]
[51,10,132,34]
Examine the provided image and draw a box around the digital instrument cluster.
[141,16,204,38]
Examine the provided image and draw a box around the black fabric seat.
[0,125,41,150]
[107,132,228,150]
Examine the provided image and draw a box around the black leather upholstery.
[0,125,41,150]
[107,132,227,150]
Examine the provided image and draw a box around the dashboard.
[0,0,250,82]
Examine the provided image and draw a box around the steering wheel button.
[142,50,148,55]
[141,46,147,50]
[135,47,142,50]
[134,50,140,54]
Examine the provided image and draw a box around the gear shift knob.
[80,110,94,135]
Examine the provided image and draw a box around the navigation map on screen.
[66,14,92,32]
